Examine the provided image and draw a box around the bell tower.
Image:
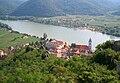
[88,38,92,50]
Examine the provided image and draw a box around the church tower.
[88,38,92,50]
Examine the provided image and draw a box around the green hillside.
[0,40,120,82]
[11,0,65,17]
[0,0,26,15]
[55,0,113,15]
[0,30,39,50]
[0,22,39,50]
[11,0,114,17]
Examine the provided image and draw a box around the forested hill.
[11,0,115,17]
[0,40,120,82]
[55,0,113,15]
[0,0,26,15]
[11,0,65,17]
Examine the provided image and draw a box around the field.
[53,15,120,27]
[1,15,120,27]
[0,30,39,50]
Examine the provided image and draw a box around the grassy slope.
[0,30,39,50]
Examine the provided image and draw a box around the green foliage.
[71,43,76,48]
[26,46,34,52]
[93,49,117,69]
[93,40,120,69]
[96,40,120,52]
[0,46,119,82]
[11,0,64,17]
[0,30,39,50]
[11,0,115,17]
[0,0,24,15]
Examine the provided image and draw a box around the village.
[0,38,93,59]
[45,38,93,58]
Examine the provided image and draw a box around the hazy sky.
[108,0,120,2]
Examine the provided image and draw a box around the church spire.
[88,38,92,50]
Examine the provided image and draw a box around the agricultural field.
[0,30,39,50]
[1,15,120,27]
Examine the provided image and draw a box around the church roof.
[76,45,90,51]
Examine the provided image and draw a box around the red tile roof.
[76,45,90,51]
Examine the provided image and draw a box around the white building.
[46,40,69,50]
[0,50,4,56]
[0,50,6,58]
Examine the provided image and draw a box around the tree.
[43,33,47,40]
[0,40,120,82]
[71,43,76,48]
[26,46,34,52]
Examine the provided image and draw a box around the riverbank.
[0,22,40,51]
[82,27,120,37]
[0,15,120,37]
[1,19,120,50]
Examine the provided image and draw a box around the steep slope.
[0,0,25,15]
[0,44,119,82]
[55,0,113,15]
[11,0,65,17]
[11,0,115,17]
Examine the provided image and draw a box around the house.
[8,46,14,54]
[0,50,7,58]
[0,50,4,56]
[69,45,92,56]
[48,48,62,57]
[46,40,69,50]
[46,40,70,57]
[55,50,62,57]
[46,39,93,58]
[70,38,93,56]
[76,45,92,55]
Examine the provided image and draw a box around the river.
[0,20,120,50]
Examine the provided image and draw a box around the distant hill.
[112,6,120,16]
[11,0,65,17]
[11,0,115,17]
[112,10,120,16]
[108,0,120,16]
[107,0,120,4]
[55,0,114,15]
[0,0,26,15]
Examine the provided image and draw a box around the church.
[70,38,93,56]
